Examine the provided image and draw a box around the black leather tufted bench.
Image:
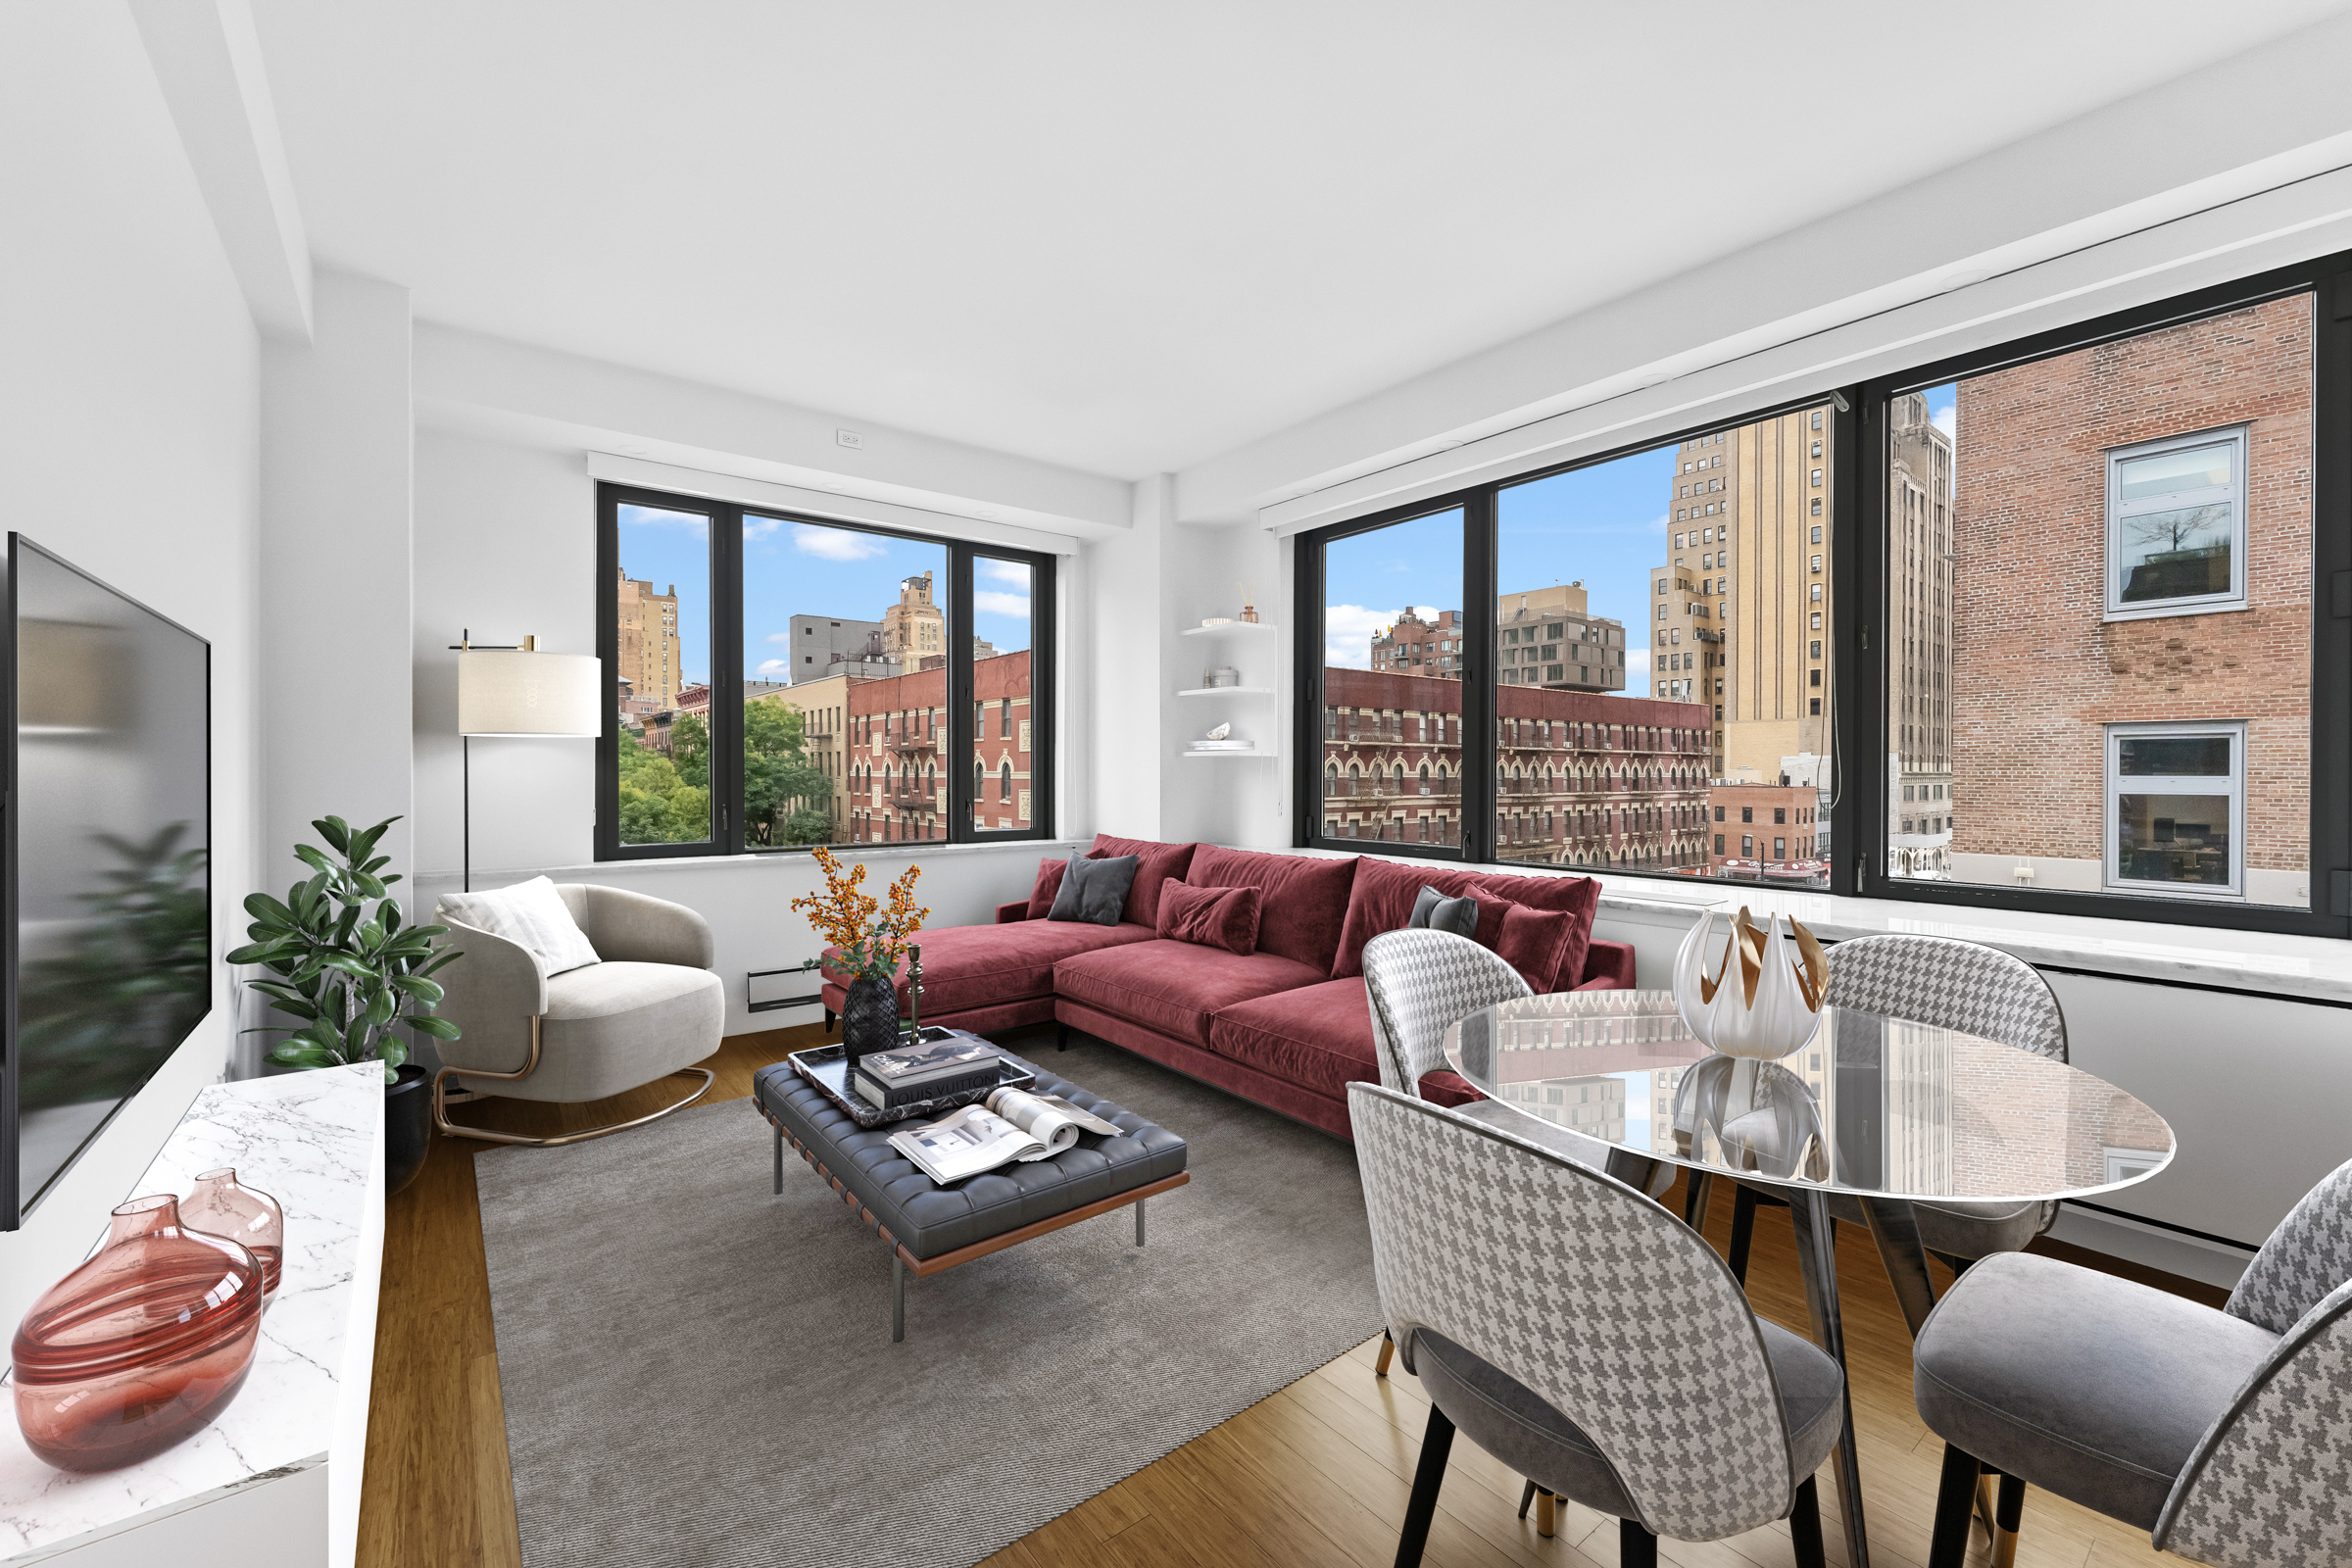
[754,1052,1190,1340]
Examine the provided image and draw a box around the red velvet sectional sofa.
[820,835,1635,1141]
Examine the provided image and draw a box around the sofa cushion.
[1156,883,1261,956]
[1184,846,1358,976]
[825,918,1154,1015]
[1207,976,1481,1108]
[1089,835,1199,928]
[1484,899,1577,993]
[1024,857,1069,919]
[1332,857,1598,987]
[1054,939,1326,1047]
[1409,885,1480,938]
[1049,852,1139,925]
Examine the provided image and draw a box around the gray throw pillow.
[1407,885,1480,939]
[1048,853,1140,926]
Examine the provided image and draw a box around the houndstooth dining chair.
[1916,1156,2352,1568]
[1724,933,2070,1285]
[1351,1081,1841,1568]
[1361,928,1674,1396]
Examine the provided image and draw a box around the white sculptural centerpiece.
[1673,905,1828,1059]
[1203,721,1231,741]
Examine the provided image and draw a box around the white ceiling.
[251,1,2348,480]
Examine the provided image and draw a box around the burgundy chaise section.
[821,836,1634,1140]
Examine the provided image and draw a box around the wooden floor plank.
[365,1022,2201,1568]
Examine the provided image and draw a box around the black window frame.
[596,481,1056,860]
[1292,247,2352,936]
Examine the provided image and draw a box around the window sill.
[417,838,1084,887]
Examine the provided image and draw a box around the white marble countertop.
[0,1064,383,1563]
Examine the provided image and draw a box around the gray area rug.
[473,1032,1383,1568]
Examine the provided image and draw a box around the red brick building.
[1321,666,1711,867]
[844,649,1031,843]
[1704,782,1824,878]
[1948,293,2312,904]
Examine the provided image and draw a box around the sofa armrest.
[577,885,717,969]
[428,915,547,1075]
[995,901,1032,924]
[1575,938,1637,991]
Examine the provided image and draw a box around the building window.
[2105,425,2250,619]
[598,482,1055,858]
[1775,837,1787,858]
[2105,721,2246,899]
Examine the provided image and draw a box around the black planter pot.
[385,1063,432,1198]
[839,973,902,1069]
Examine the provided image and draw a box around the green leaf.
[365,989,397,1027]
[243,892,296,928]
[294,843,335,875]
[382,902,404,935]
[318,953,380,980]
[409,1015,462,1041]
[270,1043,343,1070]
[390,975,444,1004]
[313,815,352,855]
[266,997,321,1022]
[342,1014,371,1054]
[376,1038,409,1073]
[227,940,297,966]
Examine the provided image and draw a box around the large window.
[597,483,1054,858]
[1297,250,2350,935]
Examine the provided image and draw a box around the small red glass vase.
[180,1168,285,1309]
[12,1195,265,1472]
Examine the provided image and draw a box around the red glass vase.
[12,1195,265,1472]
[180,1168,284,1308]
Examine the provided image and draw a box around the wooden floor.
[359,1021,2223,1568]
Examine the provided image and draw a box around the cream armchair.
[430,884,723,1147]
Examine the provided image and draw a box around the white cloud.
[1625,648,1650,688]
[1323,604,1403,669]
[619,507,707,541]
[974,590,1031,619]
[1931,403,1956,442]
[794,523,887,562]
[756,658,791,675]
[743,516,784,542]
[981,560,1032,585]
[1646,511,1669,534]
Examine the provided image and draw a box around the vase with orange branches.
[793,847,929,1066]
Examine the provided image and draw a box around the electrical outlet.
[835,428,864,450]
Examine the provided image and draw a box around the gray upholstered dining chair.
[430,884,723,1147]
[1915,1156,2352,1568]
[1350,1081,1840,1568]
[1361,928,1673,1393]
[1723,932,2069,1283]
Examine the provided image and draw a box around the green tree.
[743,699,832,846]
[670,711,710,789]
[616,726,710,844]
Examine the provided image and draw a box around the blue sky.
[615,505,1033,689]
[1321,442,1676,688]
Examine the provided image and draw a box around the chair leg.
[434,1017,717,1148]
[1536,1491,1555,1539]
[824,1007,835,1033]
[1683,1170,1712,1230]
[1375,1327,1395,1378]
[1517,1479,1536,1520]
[1619,1517,1658,1568]
[1929,1444,1983,1568]
[1729,1184,1759,1283]
[1393,1404,1453,1568]
[1991,1473,2025,1568]
[1788,1476,1827,1568]
[1056,1021,1070,1052]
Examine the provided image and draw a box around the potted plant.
[229,814,461,1197]
[793,846,926,1067]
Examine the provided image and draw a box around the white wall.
[0,0,263,1325]
[260,271,414,921]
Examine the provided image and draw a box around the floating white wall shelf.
[1179,621,1280,638]
[1176,686,1275,697]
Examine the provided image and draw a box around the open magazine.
[887,1086,1126,1186]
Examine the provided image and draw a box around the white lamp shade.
[459,650,602,736]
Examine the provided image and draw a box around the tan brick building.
[1947,293,2312,905]
[881,569,947,664]
[1495,584,1628,694]
[1887,391,1957,877]
[768,673,858,840]
[1368,608,1463,676]
[614,567,684,710]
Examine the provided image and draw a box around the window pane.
[2117,792,2232,886]
[972,556,1035,833]
[1323,510,1463,849]
[1895,290,2312,906]
[613,502,712,845]
[2119,735,2230,777]
[741,516,948,847]
[2117,441,2232,501]
[1497,410,1832,882]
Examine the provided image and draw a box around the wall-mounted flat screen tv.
[2,535,211,1229]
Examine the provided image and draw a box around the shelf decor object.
[1671,905,1827,1060]
[12,1195,266,1473]
[179,1168,286,1309]
[452,631,601,892]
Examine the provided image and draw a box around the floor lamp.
[455,635,601,892]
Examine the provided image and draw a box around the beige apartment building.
[1652,410,1832,779]
[881,570,947,663]
[1886,391,1958,876]
[766,673,857,839]
[614,567,684,710]
[1495,583,1628,694]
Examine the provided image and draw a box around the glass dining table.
[1443,988,2175,1568]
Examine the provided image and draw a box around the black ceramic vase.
[384,1063,432,1197]
[840,973,902,1069]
